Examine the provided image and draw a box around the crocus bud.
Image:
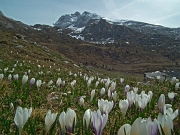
[65,108,76,133]
[47,80,53,87]
[59,111,66,134]
[168,92,175,102]
[100,87,105,97]
[13,74,19,80]
[45,110,57,133]
[22,74,28,85]
[119,99,129,117]
[0,73,4,81]
[120,78,124,84]
[10,102,14,110]
[36,80,42,89]
[175,83,179,91]
[125,85,130,93]
[30,78,35,87]
[158,94,165,113]
[91,90,95,102]
[8,74,12,81]
[56,78,62,88]
[83,109,91,129]
[79,97,84,106]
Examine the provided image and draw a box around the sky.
[0,0,180,28]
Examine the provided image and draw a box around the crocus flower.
[4,67,8,73]
[95,81,99,88]
[61,80,65,87]
[175,82,179,91]
[83,109,91,129]
[112,91,117,102]
[87,79,92,88]
[158,94,165,113]
[91,90,95,102]
[13,74,19,80]
[100,87,105,97]
[119,99,129,117]
[130,117,148,135]
[10,102,14,111]
[120,78,124,84]
[148,91,153,103]
[56,78,62,88]
[8,74,12,81]
[91,109,108,135]
[79,96,84,106]
[65,108,76,133]
[125,85,130,94]
[168,92,175,102]
[110,81,116,92]
[14,106,32,135]
[22,74,28,86]
[45,110,57,133]
[133,87,138,93]
[0,73,4,81]
[117,124,131,135]
[138,98,147,111]
[36,80,42,89]
[164,107,178,120]
[127,91,135,108]
[98,99,113,114]
[47,80,53,87]
[30,78,35,87]
[157,113,173,135]
[146,117,159,135]
[59,111,66,134]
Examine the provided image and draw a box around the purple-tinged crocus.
[91,109,108,135]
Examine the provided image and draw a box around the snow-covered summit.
[54,11,101,28]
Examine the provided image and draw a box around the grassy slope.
[0,30,180,134]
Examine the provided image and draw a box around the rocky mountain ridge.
[54,11,180,43]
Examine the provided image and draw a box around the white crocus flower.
[47,80,53,87]
[59,111,66,134]
[0,73,4,81]
[14,106,32,135]
[133,87,138,93]
[130,117,148,135]
[91,89,95,102]
[158,94,165,113]
[65,108,76,133]
[36,80,42,89]
[157,113,173,135]
[22,74,28,85]
[98,99,113,114]
[79,96,84,106]
[118,124,131,135]
[168,92,175,102]
[83,109,91,129]
[45,110,57,133]
[165,107,178,120]
[119,99,129,117]
[8,74,12,81]
[100,87,105,97]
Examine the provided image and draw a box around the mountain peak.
[54,11,102,28]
